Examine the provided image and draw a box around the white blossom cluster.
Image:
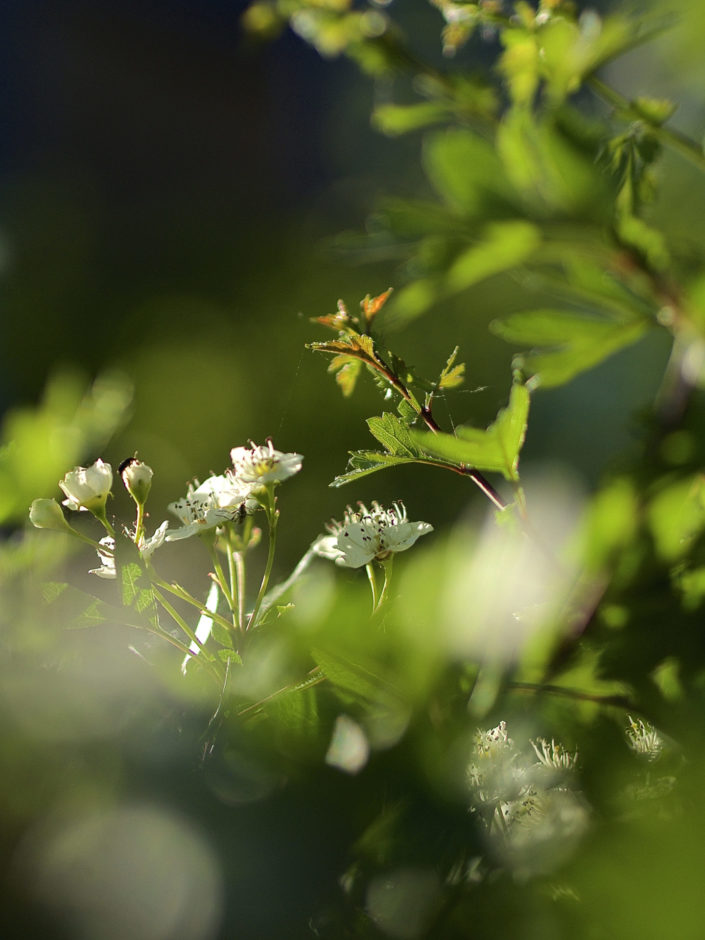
[315,500,433,568]
[29,440,303,578]
[467,722,587,876]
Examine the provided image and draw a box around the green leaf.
[390,221,541,323]
[217,649,243,664]
[497,110,605,215]
[499,31,539,105]
[211,621,235,650]
[41,581,127,631]
[366,412,425,458]
[538,13,636,102]
[423,129,514,217]
[633,96,677,127]
[491,309,648,388]
[445,221,541,291]
[438,346,465,390]
[410,382,530,481]
[372,102,450,136]
[615,215,670,273]
[312,648,403,710]
[332,356,363,398]
[330,450,420,488]
[396,398,418,424]
[117,536,160,631]
[330,412,461,487]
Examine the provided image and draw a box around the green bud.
[119,457,153,506]
[29,498,73,532]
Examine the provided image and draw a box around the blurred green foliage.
[6,0,705,937]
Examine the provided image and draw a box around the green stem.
[225,538,240,631]
[376,554,394,610]
[508,680,637,711]
[143,592,222,685]
[365,562,380,612]
[70,529,114,551]
[209,547,235,615]
[134,501,146,546]
[149,575,240,637]
[246,490,279,631]
[235,551,246,633]
[92,507,115,539]
[588,75,705,173]
[151,587,219,666]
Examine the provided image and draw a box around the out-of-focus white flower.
[89,537,116,579]
[29,498,73,532]
[531,738,579,772]
[165,474,255,542]
[468,721,588,877]
[59,459,113,513]
[468,721,524,806]
[119,457,153,505]
[230,440,303,487]
[626,716,663,762]
[317,501,433,568]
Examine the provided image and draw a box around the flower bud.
[29,498,73,532]
[119,457,153,505]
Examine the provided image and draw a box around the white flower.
[531,738,579,772]
[59,459,113,513]
[89,536,116,579]
[141,520,169,557]
[626,716,663,762]
[318,501,433,568]
[230,439,303,487]
[201,473,260,514]
[165,474,256,541]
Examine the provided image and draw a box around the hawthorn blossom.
[626,716,663,762]
[230,440,303,487]
[59,459,113,513]
[89,537,117,580]
[165,474,257,541]
[316,501,433,568]
[531,738,579,772]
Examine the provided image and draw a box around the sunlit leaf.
[330,450,420,488]
[361,287,393,328]
[491,309,649,387]
[410,382,530,481]
[391,222,541,323]
[438,346,465,390]
[445,221,541,291]
[497,110,605,215]
[423,128,514,217]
